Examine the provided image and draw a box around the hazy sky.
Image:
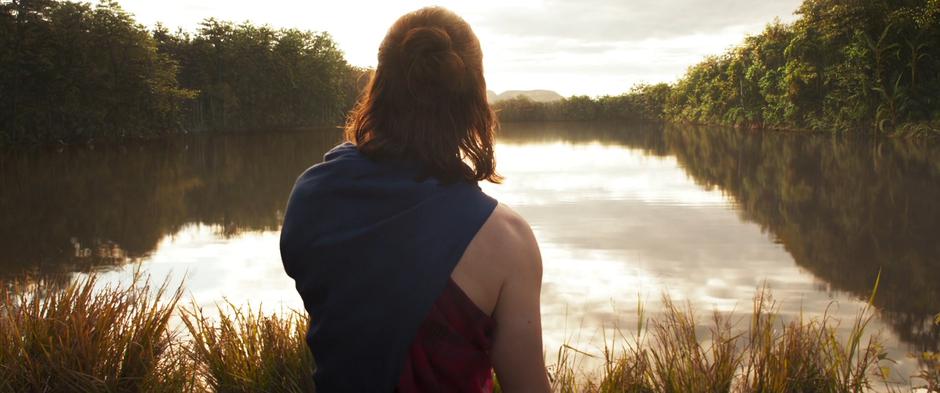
[119,0,804,97]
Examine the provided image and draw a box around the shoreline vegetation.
[3,0,939,146]
[0,0,367,145]
[493,0,940,137]
[1,272,938,392]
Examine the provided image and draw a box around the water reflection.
[0,122,937,360]
[0,130,342,280]
[495,122,938,354]
[663,125,940,350]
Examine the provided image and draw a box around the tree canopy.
[497,0,940,136]
[666,0,940,135]
[494,83,671,123]
[3,0,939,143]
[0,0,195,143]
[0,0,358,145]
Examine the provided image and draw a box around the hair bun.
[402,26,453,55]
[401,27,467,94]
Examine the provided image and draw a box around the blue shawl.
[280,142,497,392]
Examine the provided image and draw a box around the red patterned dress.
[396,278,496,393]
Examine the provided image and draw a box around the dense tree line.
[4,0,938,142]
[494,83,671,123]
[153,20,362,132]
[0,0,358,145]
[667,0,940,135]
[0,0,193,144]
[498,0,940,136]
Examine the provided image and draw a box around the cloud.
[480,22,779,95]
[469,0,801,42]
[117,0,805,95]
[468,0,802,95]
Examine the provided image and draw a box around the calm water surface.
[1,122,937,380]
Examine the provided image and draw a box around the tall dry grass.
[0,272,193,392]
[544,276,940,393]
[1,272,936,393]
[181,302,314,393]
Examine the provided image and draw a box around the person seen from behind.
[280,6,551,393]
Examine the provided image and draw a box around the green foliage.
[153,20,352,131]
[494,83,673,123]
[665,0,940,135]
[0,0,197,144]
[0,0,356,145]
[5,0,939,139]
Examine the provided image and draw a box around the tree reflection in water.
[0,130,342,282]
[662,125,940,351]
[1,123,936,351]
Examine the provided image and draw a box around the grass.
[0,271,191,392]
[182,302,315,393]
[1,273,937,393]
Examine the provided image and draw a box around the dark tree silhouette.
[0,0,359,144]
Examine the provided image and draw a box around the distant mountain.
[487,90,564,103]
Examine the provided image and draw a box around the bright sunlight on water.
[1,122,937,383]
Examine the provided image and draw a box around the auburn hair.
[344,7,501,184]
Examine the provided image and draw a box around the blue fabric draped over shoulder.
[279,142,498,392]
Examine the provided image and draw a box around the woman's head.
[345,7,500,183]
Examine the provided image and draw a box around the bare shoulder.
[477,203,541,272]
[485,204,550,392]
[486,203,534,241]
[453,203,540,316]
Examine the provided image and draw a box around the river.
[1,122,937,383]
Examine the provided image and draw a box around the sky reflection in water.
[79,134,925,379]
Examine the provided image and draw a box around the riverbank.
[493,107,939,139]
[2,272,936,393]
[5,0,938,147]
[0,1,360,146]
[493,0,940,137]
